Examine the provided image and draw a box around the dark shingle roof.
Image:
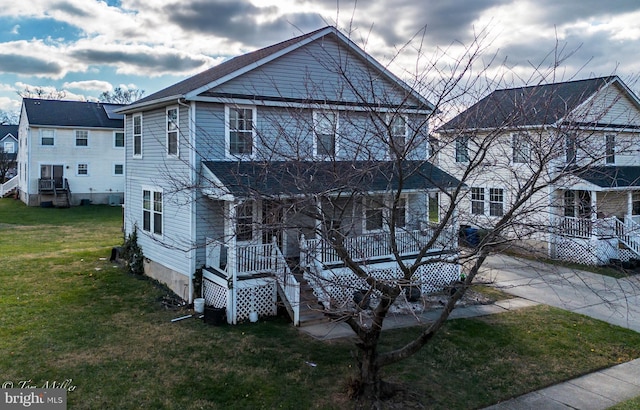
[571,166,640,188]
[440,76,617,131]
[23,99,125,129]
[134,26,330,105]
[202,160,461,198]
[0,125,18,139]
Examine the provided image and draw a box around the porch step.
[285,258,330,327]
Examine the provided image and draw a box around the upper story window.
[167,107,178,156]
[512,133,530,163]
[314,111,338,158]
[114,131,125,148]
[388,114,407,157]
[143,189,162,236]
[227,106,255,157]
[565,133,577,164]
[75,130,88,147]
[133,114,142,157]
[41,129,55,146]
[455,136,469,163]
[605,134,615,165]
[3,141,15,153]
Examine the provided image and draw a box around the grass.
[608,396,640,409]
[1,198,640,409]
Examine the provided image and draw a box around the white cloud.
[62,80,113,92]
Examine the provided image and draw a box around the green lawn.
[1,198,640,409]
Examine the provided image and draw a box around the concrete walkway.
[299,254,640,409]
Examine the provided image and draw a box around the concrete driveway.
[477,254,640,332]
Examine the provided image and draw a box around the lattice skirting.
[555,237,618,265]
[319,261,460,309]
[203,276,278,323]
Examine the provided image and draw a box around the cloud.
[10,25,20,35]
[0,54,64,77]
[62,80,113,92]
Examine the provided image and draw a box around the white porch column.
[628,191,633,223]
[591,190,598,237]
[227,201,238,325]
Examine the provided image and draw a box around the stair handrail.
[271,237,300,325]
[0,175,18,196]
[615,217,640,258]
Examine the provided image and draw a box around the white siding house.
[17,99,126,206]
[119,26,462,325]
[438,76,640,266]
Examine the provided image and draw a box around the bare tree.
[146,28,639,407]
[99,87,144,104]
[17,86,66,100]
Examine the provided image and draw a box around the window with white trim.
[227,106,254,156]
[143,189,162,235]
[236,201,254,241]
[364,196,384,232]
[455,136,469,162]
[392,197,407,228]
[471,187,484,215]
[388,114,407,157]
[133,114,142,157]
[3,141,15,153]
[41,129,55,146]
[75,130,88,147]
[114,131,124,148]
[77,163,88,176]
[512,133,530,163]
[314,111,337,157]
[605,134,615,164]
[167,107,178,156]
[489,188,504,217]
[114,163,124,176]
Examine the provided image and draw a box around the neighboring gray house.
[17,99,126,206]
[438,76,640,266]
[118,26,461,325]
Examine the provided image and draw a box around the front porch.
[201,226,459,326]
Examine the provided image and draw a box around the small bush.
[122,227,144,275]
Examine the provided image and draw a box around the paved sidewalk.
[299,254,640,409]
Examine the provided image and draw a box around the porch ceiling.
[201,160,461,200]
[564,166,640,191]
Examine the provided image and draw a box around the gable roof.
[439,76,636,131]
[22,99,126,129]
[202,160,460,199]
[122,26,432,112]
[0,125,18,140]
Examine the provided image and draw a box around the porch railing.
[0,175,17,196]
[557,216,617,239]
[618,217,640,257]
[302,226,456,266]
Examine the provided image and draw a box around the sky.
[0,0,639,120]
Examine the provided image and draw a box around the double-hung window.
[4,141,15,153]
[113,163,124,176]
[364,197,384,232]
[75,130,88,147]
[389,114,407,157]
[512,133,530,163]
[489,188,504,217]
[114,131,125,148]
[605,134,615,164]
[236,202,254,241]
[77,163,88,176]
[227,106,254,156]
[314,111,337,157]
[133,114,142,157]
[471,187,485,215]
[565,133,577,164]
[167,107,178,156]
[143,189,162,236]
[41,129,55,146]
[455,136,469,162]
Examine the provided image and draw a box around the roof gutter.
[115,95,185,114]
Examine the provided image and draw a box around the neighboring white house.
[0,124,18,180]
[438,76,640,266]
[118,26,461,325]
[17,99,126,207]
